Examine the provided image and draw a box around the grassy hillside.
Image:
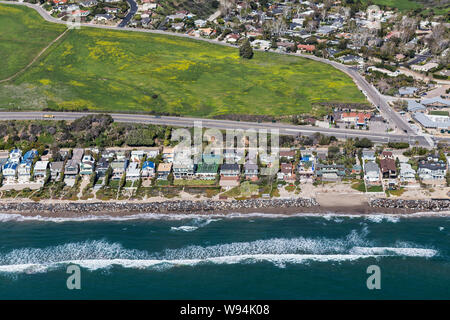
[0,3,367,117]
[0,4,66,79]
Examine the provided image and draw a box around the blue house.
[142,161,155,178]
[22,150,38,163]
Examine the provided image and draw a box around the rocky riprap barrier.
[370,198,450,211]
[0,198,318,215]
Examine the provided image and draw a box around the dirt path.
[0,28,69,83]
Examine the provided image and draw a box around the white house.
[418,160,447,181]
[8,149,22,164]
[126,162,141,181]
[364,161,381,185]
[399,162,416,183]
[33,161,49,181]
[2,162,18,182]
[18,162,32,182]
[141,161,155,178]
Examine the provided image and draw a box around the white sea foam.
[0,228,438,275]
[365,215,400,223]
[171,226,199,232]
[0,211,449,223]
[170,218,221,232]
[349,247,437,258]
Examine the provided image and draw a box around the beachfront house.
[95,158,110,178]
[173,156,195,180]
[297,154,315,182]
[380,158,397,179]
[315,164,347,182]
[157,163,172,180]
[111,160,128,181]
[399,162,416,183]
[141,161,155,179]
[126,162,141,181]
[278,163,295,182]
[72,148,84,162]
[17,161,33,182]
[364,161,381,186]
[244,162,258,181]
[195,163,218,180]
[162,147,174,163]
[50,161,64,181]
[8,149,22,164]
[33,161,49,182]
[418,160,447,181]
[219,163,240,188]
[220,164,240,177]
[80,154,95,175]
[64,159,79,186]
[17,150,38,182]
[2,162,18,182]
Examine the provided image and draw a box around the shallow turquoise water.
[0,213,449,299]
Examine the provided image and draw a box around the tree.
[239,39,254,59]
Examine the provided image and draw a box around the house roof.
[158,163,172,172]
[142,161,155,169]
[362,149,375,157]
[280,150,295,157]
[380,158,396,172]
[3,162,18,170]
[418,161,446,171]
[244,163,258,170]
[50,161,64,170]
[34,161,49,170]
[400,162,415,173]
[65,159,79,168]
[364,161,379,173]
[23,150,38,162]
[398,87,417,95]
[407,100,426,112]
[196,163,219,174]
[72,148,84,161]
[381,151,393,158]
[421,97,450,106]
[221,163,240,171]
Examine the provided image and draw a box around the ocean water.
[0,212,449,299]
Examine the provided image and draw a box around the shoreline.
[0,198,449,220]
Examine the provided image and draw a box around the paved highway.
[1,111,443,147]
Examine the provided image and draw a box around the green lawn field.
[0,4,66,79]
[0,3,367,117]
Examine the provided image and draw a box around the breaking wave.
[170,218,221,232]
[0,229,438,274]
[0,211,448,223]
